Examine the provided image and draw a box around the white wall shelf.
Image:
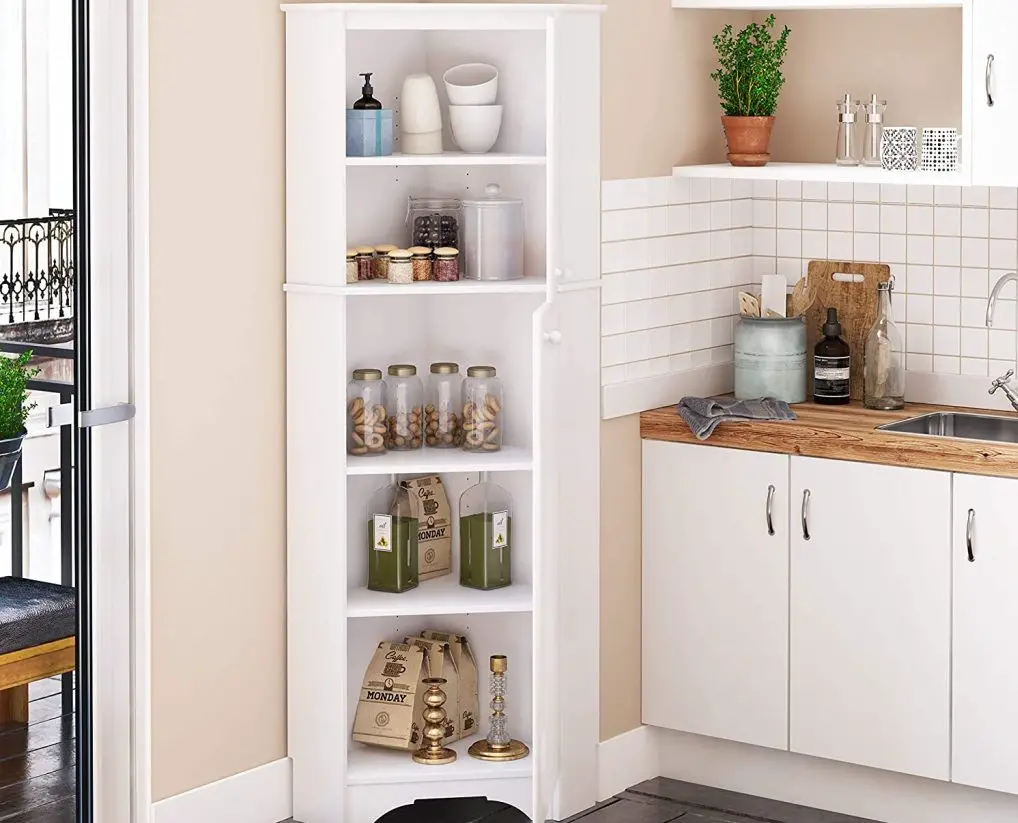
[347,152,547,167]
[673,163,969,187]
[347,579,533,618]
[285,277,547,297]
[346,446,533,476]
[672,0,961,8]
[347,738,533,785]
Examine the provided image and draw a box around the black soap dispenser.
[353,73,382,110]
[813,307,851,405]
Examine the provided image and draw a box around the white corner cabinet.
[644,440,1018,795]
[282,5,604,823]
[671,0,1018,188]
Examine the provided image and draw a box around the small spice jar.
[426,362,462,448]
[462,365,503,452]
[373,244,398,280]
[433,247,460,282]
[386,364,424,450]
[355,246,376,281]
[459,473,512,590]
[387,249,413,284]
[347,368,387,456]
[346,249,358,284]
[409,247,433,282]
[367,479,419,593]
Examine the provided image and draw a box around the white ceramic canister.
[460,183,524,281]
[734,316,807,403]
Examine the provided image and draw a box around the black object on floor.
[375,797,529,822]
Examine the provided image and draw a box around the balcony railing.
[0,210,75,344]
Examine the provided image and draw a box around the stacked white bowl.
[444,64,503,154]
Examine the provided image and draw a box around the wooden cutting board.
[805,260,891,401]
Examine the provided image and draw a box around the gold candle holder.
[468,655,530,762]
[412,677,457,765]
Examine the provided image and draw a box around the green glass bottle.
[459,473,512,591]
[367,478,419,593]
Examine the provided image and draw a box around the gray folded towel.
[678,396,797,441]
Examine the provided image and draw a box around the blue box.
[347,109,394,157]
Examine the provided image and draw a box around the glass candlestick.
[468,655,530,762]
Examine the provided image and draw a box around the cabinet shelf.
[284,277,547,297]
[347,738,533,786]
[348,579,533,618]
[346,152,547,167]
[347,445,533,476]
[673,163,968,187]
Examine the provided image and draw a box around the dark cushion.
[0,577,75,656]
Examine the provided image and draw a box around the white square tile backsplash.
[602,176,1018,394]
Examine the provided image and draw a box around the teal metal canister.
[734,316,807,403]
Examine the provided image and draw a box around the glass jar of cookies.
[462,365,503,452]
[426,362,462,448]
[386,364,424,451]
[347,368,387,456]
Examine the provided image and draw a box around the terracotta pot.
[721,116,775,167]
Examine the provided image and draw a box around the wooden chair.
[0,577,76,724]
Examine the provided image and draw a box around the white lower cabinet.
[642,441,789,750]
[952,474,1018,795]
[789,457,952,780]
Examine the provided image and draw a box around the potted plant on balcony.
[711,14,791,167]
[0,352,37,491]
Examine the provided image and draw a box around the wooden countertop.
[641,400,1018,479]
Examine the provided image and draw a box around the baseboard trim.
[151,758,292,823]
[654,727,1018,823]
[597,725,659,802]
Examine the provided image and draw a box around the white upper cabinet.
[971,1,1018,185]
[643,442,790,751]
[953,473,1018,796]
[789,457,951,781]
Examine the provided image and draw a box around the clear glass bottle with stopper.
[836,93,861,166]
[862,94,887,167]
[864,278,905,410]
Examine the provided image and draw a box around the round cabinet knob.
[544,330,562,345]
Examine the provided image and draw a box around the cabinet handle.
[766,485,775,536]
[967,508,976,562]
[987,54,995,107]
[801,489,811,542]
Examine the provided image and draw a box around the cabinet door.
[643,442,789,751]
[953,474,1018,795]
[790,457,951,780]
[973,2,1018,185]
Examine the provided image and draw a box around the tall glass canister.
[367,477,419,593]
[459,473,512,590]
[426,362,462,448]
[864,280,905,410]
[386,364,424,450]
[462,366,503,452]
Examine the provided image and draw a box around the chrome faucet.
[986,271,1018,327]
[990,369,1018,411]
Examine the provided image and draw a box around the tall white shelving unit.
[282,5,604,822]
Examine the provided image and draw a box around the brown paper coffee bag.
[352,641,428,751]
[401,476,451,580]
[420,629,478,739]
[405,636,461,742]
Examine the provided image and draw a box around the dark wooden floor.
[563,778,883,823]
[0,677,75,823]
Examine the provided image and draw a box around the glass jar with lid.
[346,249,358,284]
[426,362,462,448]
[462,365,503,452]
[407,195,460,249]
[409,247,433,282]
[355,246,376,281]
[367,478,419,593]
[347,368,387,456]
[387,249,413,284]
[433,247,460,282]
[386,364,424,450]
[459,473,512,590]
[373,244,398,280]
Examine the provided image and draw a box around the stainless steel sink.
[878,412,1018,444]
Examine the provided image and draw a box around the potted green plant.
[0,352,37,491]
[711,15,791,167]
